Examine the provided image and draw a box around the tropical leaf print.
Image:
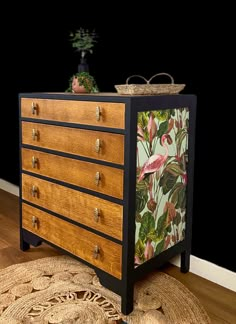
[135,108,189,266]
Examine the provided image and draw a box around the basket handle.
[126,73,174,85]
[148,73,174,84]
[126,75,148,84]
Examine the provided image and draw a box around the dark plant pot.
[78,58,89,73]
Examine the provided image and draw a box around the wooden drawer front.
[22,203,122,279]
[22,174,123,240]
[21,98,125,129]
[22,122,124,165]
[22,148,123,199]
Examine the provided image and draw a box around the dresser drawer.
[21,98,125,129]
[22,203,122,279]
[22,174,123,240]
[22,148,124,199]
[22,121,124,165]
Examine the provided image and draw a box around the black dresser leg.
[121,283,134,315]
[20,239,30,251]
[181,250,190,273]
[20,229,42,250]
[20,228,30,251]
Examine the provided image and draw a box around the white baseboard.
[0,179,19,196]
[170,255,236,292]
[0,179,235,292]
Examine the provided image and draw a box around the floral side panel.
[135,108,189,267]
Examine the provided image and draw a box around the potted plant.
[66,72,99,93]
[69,28,97,72]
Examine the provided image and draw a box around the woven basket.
[115,73,185,95]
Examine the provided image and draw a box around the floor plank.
[0,246,32,269]
[163,263,236,323]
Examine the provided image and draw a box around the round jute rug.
[0,255,211,323]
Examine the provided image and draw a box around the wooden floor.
[0,189,235,323]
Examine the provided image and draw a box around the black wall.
[1,7,234,272]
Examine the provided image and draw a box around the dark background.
[1,6,234,272]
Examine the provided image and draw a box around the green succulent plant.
[69,28,97,58]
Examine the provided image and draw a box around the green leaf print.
[168,182,184,204]
[157,120,168,138]
[173,212,181,226]
[168,182,186,209]
[165,163,185,176]
[175,128,188,156]
[139,212,155,242]
[176,186,186,209]
[136,177,149,191]
[147,228,159,242]
[154,111,169,121]
[155,239,165,256]
[159,172,178,195]
[136,190,148,213]
[156,210,168,237]
[135,239,145,259]
[137,111,149,128]
[135,213,142,223]
[165,224,172,233]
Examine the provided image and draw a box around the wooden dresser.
[19,93,196,314]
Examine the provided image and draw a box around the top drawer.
[21,98,125,129]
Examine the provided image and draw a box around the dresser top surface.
[19,92,196,105]
[19,92,193,97]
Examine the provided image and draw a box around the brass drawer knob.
[95,172,100,185]
[32,129,39,140]
[93,245,100,259]
[31,102,38,115]
[31,185,38,197]
[32,216,38,228]
[32,156,38,168]
[95,139,101,153]
[94,208,100,222]
[95,106,101,121]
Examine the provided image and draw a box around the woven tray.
[115,73,185,95]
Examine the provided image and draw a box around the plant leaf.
[154,111,169,121]
[159,172,178,195]
[135,213,142,223]
[136,190,148,213]
[168,182,184,205]
[165,163,185,176]
[139,212,155,242]
[155,239,165,256]
[165,224,172,233]
[176,186,186,209]
[135,239,145,259]
[173,212,181,226]
[157,120,168,138]
[156,210,168,237]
